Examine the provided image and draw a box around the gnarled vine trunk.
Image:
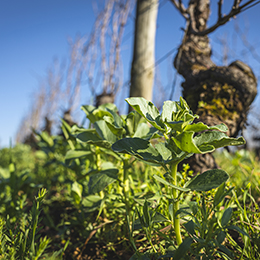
[174,0,257,173]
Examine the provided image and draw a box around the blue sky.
[0,0,259,147]
[1,0,96,147]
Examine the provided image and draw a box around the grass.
[0,143,259,259]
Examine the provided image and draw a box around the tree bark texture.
[129,0,158,104]
[174,0,257,174]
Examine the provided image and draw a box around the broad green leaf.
[173,130,245,154]
[194,131,227,146]
[99,147,122,160]
[92,107,112,121]
[103,116,125,136]
[211,123,229,132]
[211,136,246,148]
[125,111,143,136]
[217,231,226,245]
[174,105,197,123]
[125,97,165,131]
[133,122,150,137]
[188,201,198,216]
[184,122,228,133]
[154,142,172,161]
[112,137,163,164]
[173,238,193,260]
[88,169,118,194]
[153,174,190,192]
[82,195,102,206]
[197,144,215,153]
[166,121,186,132]
[85,140,112,149]
[182,112,196,123]
[179,96,190,110]
[198,144,215,153]
[221,207,233,227]
[166,112,197,133]
[76,131,112,148]
[184,169,229,191]
[81,104,115,123]
[107,108,123,125]
[81,105,97,123]
[161,100,178,122]
[99,102,118,111]
[94,120,117,144]
[100,161,117,170]
[82,195,102,211]
[76,130,102,142]
[165,97,189,122]
[133,123,159,140]
[165,138,190,162]
[71,181,83,204]
[194,131,245,149]
[65,150,92,161]
[172,131,202,154]
[184,220,195,235]
[103,107,125,136]
[227,225,250,237]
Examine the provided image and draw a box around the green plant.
[214,149,260,198]
[68,103,157,212]
[33,97,257,259]
[0,188,68,259]
[0,144,35,172]
[214,150,260,259]
[108,97,247,258]
[0,158,33,221]
[228,183,260,259]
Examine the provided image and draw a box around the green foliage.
[0,188,67,259]
[0,144,35,172]
[215,149,260,197]
[109,97,248,259]
[0,97,259,259]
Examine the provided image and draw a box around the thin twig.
[79,220,114,259]
[169,0,188,19]
[172,0,260,36]
[218,0,223,21]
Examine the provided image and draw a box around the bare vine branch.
[218,0,223,21]
[170,0,260,36]
[169,0,188,19]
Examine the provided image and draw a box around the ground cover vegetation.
[0,98,259,259]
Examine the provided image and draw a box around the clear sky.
[0,0,259,148]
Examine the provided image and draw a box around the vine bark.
[173,0,257,173]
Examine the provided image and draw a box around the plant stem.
[96,147,101,170]
[145,228,157,253]
[123,158,130,213]
[171,162,182,245]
